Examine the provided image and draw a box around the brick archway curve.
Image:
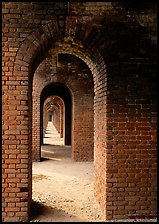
[40,82,72,149]
[42,95,65,141]
[43,100,61,140]
[44,96,65,138]
[44,101,61,134]
[13,21,107,220]
[43,95,65,142]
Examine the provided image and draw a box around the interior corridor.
[31,122,103,222]
[43,121,64,146]
[2,2,157,222]
[31,123,157,222]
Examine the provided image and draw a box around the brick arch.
[32,56,95,162]
[13,21,107,93]
[12,21,107,221]
[43,98,61,138]
[32,51,95,163]
[13,21,63,74]
[40,82,72,149]
[43,100,64,146]
[43,99,60,142]
[2,3,157,222]
[44,101,61,134]
[43,95,65,138]
[51,96,65,138]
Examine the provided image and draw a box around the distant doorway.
[43,121,64,146]
[48,114,52,121]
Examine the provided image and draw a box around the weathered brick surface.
[32,53,94,161]
[2,2,157,222]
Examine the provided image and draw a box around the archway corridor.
[43,121,64,146]
[2,2,157,222]
[31,122,103,222]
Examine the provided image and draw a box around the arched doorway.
[32,52,95,162]
[40,83,72,147]
[2,3,157,222]
[43,95,65,146]
[7,20,107,220]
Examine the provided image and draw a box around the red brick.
[2,2,157,222]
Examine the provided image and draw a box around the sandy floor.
[31,145,104,222]
[30,122,157,222]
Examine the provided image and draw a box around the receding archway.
[2,3,157,222]
[40,82,72,148]
[6,19,107,221]
[43,95,65,143]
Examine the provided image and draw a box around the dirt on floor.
[30,145,104,222]
[30,144,157,222]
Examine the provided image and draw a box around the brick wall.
[32,53,94,162]
[43,100,49,138]
[2,2,68,221]
[105,62,157,219]
[2,2,157,222]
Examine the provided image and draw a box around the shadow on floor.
[40,157,49,162]
[40,144,72,161]
[29,200,81,222]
